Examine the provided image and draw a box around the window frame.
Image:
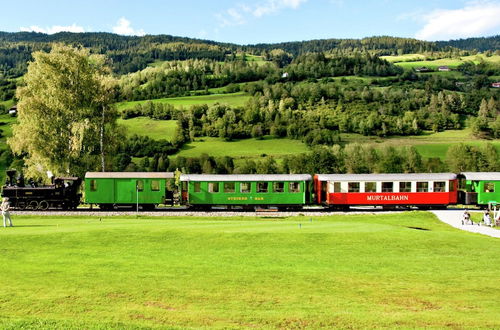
[484,182,495,193]
[90,179,97,192]
[136,180,144,192]
[289,182,301,193]
[399,182,412,193]
[257,182,268,193]
[194,182,201,193]
[417,182,429,192]
[240,182,251,193]
[208,182,219,193]
[433,181,446,192]
[273,182,285,193]
[224,182,235,193]
[151,180,160,192]
[348,182,360,193]
[365,182,376,193]
[381,182,393,193]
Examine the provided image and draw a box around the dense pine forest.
[0,32,499,178]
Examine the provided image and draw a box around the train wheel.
[38,200,49,210]
[16,202,27,210]
[28,200,39,210]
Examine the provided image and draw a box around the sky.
[1,0,499,44]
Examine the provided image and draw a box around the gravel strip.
[11,208,401,217]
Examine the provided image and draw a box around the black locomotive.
[2,170,82,210]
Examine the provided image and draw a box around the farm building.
[438,66,450,71]
[8,105,17,116]
[492,82,500,88]
[415,67,431,72]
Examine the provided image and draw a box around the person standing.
[1,197,13,227]
[483,210,492,227]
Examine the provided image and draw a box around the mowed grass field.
[0,212,499,328]
[118,117,177,140]
[116,92,251,111]
[341,128,500,159]
[382,54,500,70]
[175,136,310,158]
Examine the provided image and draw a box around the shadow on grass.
[407,226,430,231]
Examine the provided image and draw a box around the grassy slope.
[341,128,500,159]
[117,117,177,140]
[174,136,310,159]
[116,92,250,111]
[382,54,500,70]
[0,212,499,328]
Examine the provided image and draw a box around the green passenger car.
[85,172,175,209]
[180,174,312,208]
[461,172,500,206]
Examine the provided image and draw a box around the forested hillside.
[0,32,499,179]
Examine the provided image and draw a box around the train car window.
[484,182,495,193]
[399,182,412,193]
[240,182,251,193]
[382,182,393,192]
[151,180,160,191]
[224,182,235,193]
[257,182,268,193]
[449,181,455,192]
[434,181,446,192]
[90,179,97,191]
[208,182,219,193]
[273,182,285,193]
[194,182,201,193]
[136,180,144,192]
[348,182,360,192]
[333,182,341,193]
[417,182,428,192]
[365,182,376,192]
[289,182,301,193]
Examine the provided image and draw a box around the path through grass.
[0,212,498,328]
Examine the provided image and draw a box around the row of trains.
[2,170,499,211]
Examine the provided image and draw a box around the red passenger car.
[314,173,458,208]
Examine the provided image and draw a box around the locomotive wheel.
[28,200,39,210]
[16,202,27,210]
[38,200,49,210]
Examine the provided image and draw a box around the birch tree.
[9,44,121,179]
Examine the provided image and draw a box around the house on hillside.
[438,66,450,72]
[8,105,17,116]
[415,67,431,72]
[492,82,500,88]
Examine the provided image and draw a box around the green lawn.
[0,212,499,328]
[381,54,427,63]
[118,117,177,140]
[174,136,310,159]
[116,92,251,111]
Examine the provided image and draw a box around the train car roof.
[460,172,500,181]
[85,172,174,179]
[315,173,457,181]
[180,174,312,182]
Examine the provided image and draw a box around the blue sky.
[1,0,499,44]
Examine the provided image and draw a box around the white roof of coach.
[180,174,312,182]
[315,173,457,181]
[85,172,174,179]
[461,172,500,181]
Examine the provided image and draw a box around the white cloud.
[216,0,307,27]
[20,24,85,34]
[112,17,145,36]
[415,1,500,40]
